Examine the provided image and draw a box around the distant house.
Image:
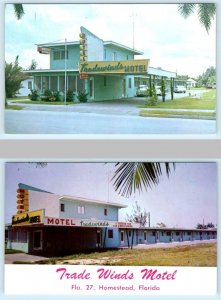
[186,78,197,88]
[17,77,33,97]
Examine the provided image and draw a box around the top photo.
[4,3,216,135]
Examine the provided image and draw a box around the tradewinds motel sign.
[12,209,136,229]
[79,59,149,75]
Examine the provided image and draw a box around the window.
[113,52,117,60]
[53,51,60,60]
[126,55,129,60]
[28,81,32,90]
[108,229,113,239]
[161,232,164,236]
[166,232,171,236]
[104,208,107,216]
[128,78,132,88]
[53,50,68,60]
[60,203,65,212]
[78,206,85,214]
[152,231,156,236]
[176,232,180,236]
[104,49,107,60]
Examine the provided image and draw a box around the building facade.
[27,27,176,102]
[7,183,217,257]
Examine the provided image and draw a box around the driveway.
[5,253,49,264]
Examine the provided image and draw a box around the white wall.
[29,190,60,217]
[17,78,33,97]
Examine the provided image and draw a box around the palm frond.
[112,162,175,197]
[178,3,196,19]
[197,3,216,33]
[13,4,24,20]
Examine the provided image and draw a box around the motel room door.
[89,77,94,100]
[122,78,126,98]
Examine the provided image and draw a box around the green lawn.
[5,105,23,110]
[140,90,216,110]
[35,243,216,267]
[140,110,215,119]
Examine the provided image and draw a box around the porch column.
[103,227,107,249]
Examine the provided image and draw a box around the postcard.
[4,3,216,134]
[4,162,217,295]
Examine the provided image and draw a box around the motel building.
[6,183,217,257]
[26,26,177,102]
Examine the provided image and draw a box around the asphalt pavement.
[5,110,216,134]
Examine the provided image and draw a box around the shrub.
[54,91,64,102]
[77,90,88,103]
[66,90,74,102]
[146,85,158,106]
[29,89,41,101]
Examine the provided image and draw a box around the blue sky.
[5,3,216,77]
[5,162,217,228]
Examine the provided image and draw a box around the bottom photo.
[4,162,217,295]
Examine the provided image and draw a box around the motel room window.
[166,232,171,236]
[53,51,60,60]
[104,49,107,60]
[126,54,129,60]
[152,231,156,236]
[53,50,69,60]
[108,229,113,239]
[113,52,117,61]
[60,203,65,212]
[78,206,85,214]
[128,78,132,88]
[104,208,107,216]
[176,232,180,236]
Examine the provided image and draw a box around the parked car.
[136,85,148,96]
[174,85,187,93]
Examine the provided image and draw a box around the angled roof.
[103,41,143,55]
[18,183,52,194]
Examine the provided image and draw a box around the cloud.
[5,3,216,77]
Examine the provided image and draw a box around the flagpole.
[64,38,67,105]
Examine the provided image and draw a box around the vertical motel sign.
[16,189,29,214]
[79,33,88,79]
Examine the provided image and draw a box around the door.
[89,77,94,100]
[122,79,126,97]
[96,230,101,248]
[33,230,43,250]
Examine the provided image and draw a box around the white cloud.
[5,3,216,77]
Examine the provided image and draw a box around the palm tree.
[178,3,216,33]
[13,4,24,20]
[112,162,175,197]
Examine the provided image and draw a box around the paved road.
[5,110,216,134]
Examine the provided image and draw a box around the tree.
[5,56,28,101]
[197,66,216,87]
[156,222,166,228]
[126,201,149,227]
[178,3,216,33]
[112,162,175,197]
[28,59,38,70]
[196,222,215,229]
[13,4,24,20]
